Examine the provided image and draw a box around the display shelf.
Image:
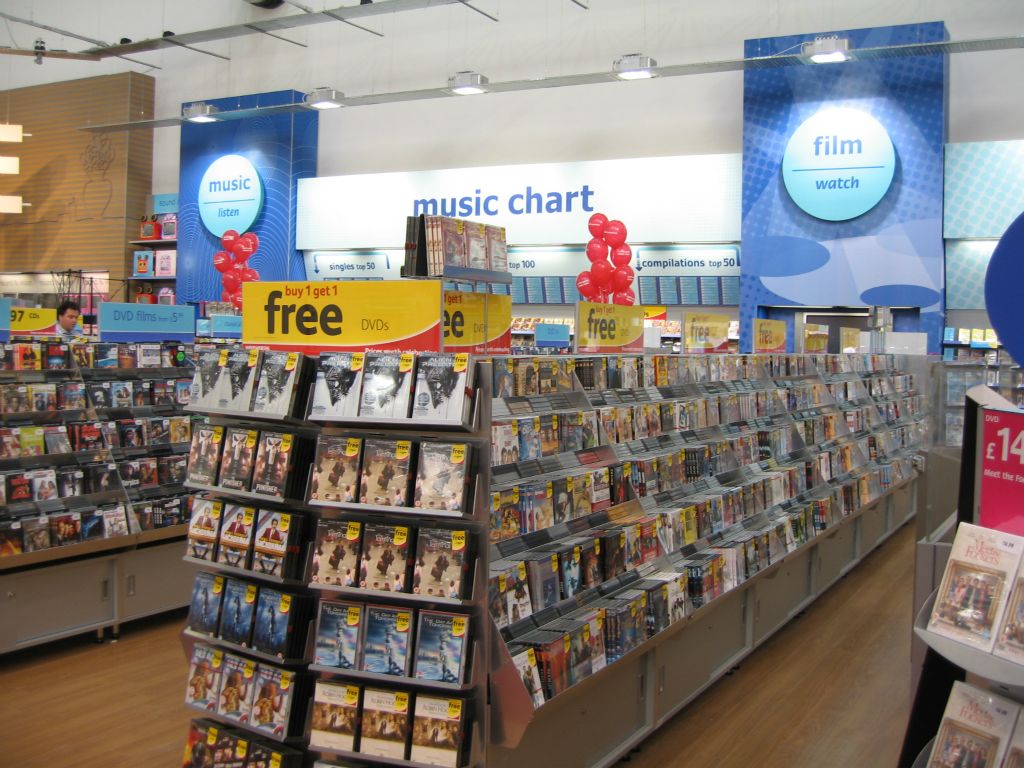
[0,407,90,425]
[127,275,177,281]
[126,483,187,502]
[309,660,477,692]
[184,404,310,427]
[308,581,476,608]
[312,746,469,768]
[0,448,110,472]
[183,703,305,745]
[181,555,309,588]
[93,404,180,419]
[0,523,187,572]
[0,368,78,381]
[310,387,480,434]
[81,366,193,380]
[911,738,935,768]
[311,498,475,522]
[130,238,177,246]
[184,481,303,507]
[491,390,593,420]
[913,588,1024,687]
[182,628,311,666]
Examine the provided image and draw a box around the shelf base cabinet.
[0,540,196,653]
[489,476,919,768]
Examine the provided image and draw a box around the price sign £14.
[980,408,1024,535]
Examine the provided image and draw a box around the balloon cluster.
[212,230,261,310]
[575,213,636,306]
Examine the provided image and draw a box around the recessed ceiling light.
[182,102,220,123]
[613,53,657,80]
[305,87,345,109]
[448,71,489,95]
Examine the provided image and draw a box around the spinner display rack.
[0,345,199,652]
[483,352,926,768]
[179,353,493,768]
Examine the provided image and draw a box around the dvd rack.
[484,352,926,755]
[179,353,492,768]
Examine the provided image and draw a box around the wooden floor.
[0,522,916,768]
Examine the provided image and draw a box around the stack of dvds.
[310,680,469,766]
[71,341,193,371]
[491,410,600,466]
[186,424,314,501]
[307,435,473,514]
[405,212,508,276]
[188,348,313,419]
[309,519,472,599]
[182,718,304,768]
[308,351,474,425]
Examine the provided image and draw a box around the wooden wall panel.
[0,73,154,295]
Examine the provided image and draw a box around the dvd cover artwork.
[250,665,296,738]
[218,428,257,491]
[413,528,468,599]
[309,352,364,420]
[187,425,223,486]
[410,695,465,767]
[312,519,362,587]
[309,681,360,752]
[359,353,414,418]
[361,605,413,676]
[217,504,256,569]
[411,353,470,422]
[218,578,257,647]
[187,498,222,561]
[252,588,297,658]
[252,510,299,578]
[252,432,294,498]
[217,654,256,723]
[309,436,361,504]
[414,611,468,683]
[360,687,412,759]
[253,351,301,417]
[187,572,225,636]
[414,442,469,512]
[314,601,362,669]
[360,523,411,592]
[359,439,412,507]
[185,645,223,711]
[215,349,260,411]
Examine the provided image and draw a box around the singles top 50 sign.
[198,154,264,237]
[781,107,896,222]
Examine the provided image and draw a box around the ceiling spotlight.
[304,87,344,110]
[801,36,852,64]
[448,71,489,96]
[613,53,657,80]
[182,102,220,123]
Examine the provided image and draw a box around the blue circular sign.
[985,209,1024,368]
[781,108,896,222]
[197,154,264,237]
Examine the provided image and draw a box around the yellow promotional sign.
[840,326,862,352]
[753,319,787,353]
[242,280,442,352]
[804,323,829,353]
[574,301,645,353]
[442,291,512,354]
[683,312,730,353]
[11,307,58,337]
[642,305,668,321]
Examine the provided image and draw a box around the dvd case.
[252,587,304,659]
[360,687,411,759]
[308,352,364,421]
[250,664,299,738]
[185,644,223,712]
[409,695,466,767]
[253,351,304,418]
[360,439,413,507]
[413,527,469,599]
[309,435,362,504]
[312,519,362,587]
[359,353,414,418]
[360,522,411,592]
[217,428,258,491]
[309,681,360,752]
[415,442,470,512]
[361,605,413,676]
[217,504,256,569]
[928,681,1019,768]
[314,600,363,669]
[411,353,472,423]
[218,578,258,646]
[215,349,261,411]
[413,611,469,683]
[187,424,224,486]
[187,572,225,636]
[252,431,295,498]
[217,653,256,723]
[252,509,302,579]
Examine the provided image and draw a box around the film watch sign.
[242,280,443,352]
[781,107,896,222]
[198,154,264,237]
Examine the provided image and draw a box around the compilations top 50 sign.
[782,107,896,222]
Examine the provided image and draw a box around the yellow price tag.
[620,532,626,548]
[236,741,248,760]
[583,623,590,642]
[527,647,537,666]
[512,487,520,504]
[597,610,605,629]
[451,444,466,464]
[566,476,574,492]
[451,530,466,551]
[640,594,647,608]
[212,576,224,594]
[517,562,527,580]
[394,691,409,712]
[212,426,224,442]
[211,501,222,518]
[243,660,256,678]
[242,508,254,525]
[285,352,299,372]
[492,492,500,511]
[346,521,361,540]
[448,699,463,719]
[278,514,290,533]
[279,671,291,690]
[631,603,637,617]
[454,353,469,373]
[624,462,632,475]
[399,353,415,373]
[452,616,467,637]
[396,612,411,632]
[594,538,600,554]
[546,482,553,498]
[662,584,669,600]
[245,430,258,449]
[534,416,540,431]
[207,727,219,746]
[351,352,364,371]
[280,434,293,452]
[498,573,507,593]
[270,755,282,768]
[551,554,559,572]
[563,634,571,653]
[573,546,581,563]
[218,349,229,366]
[212,650,223,667]
[511,420,519,436]
[396,441,411,461]
[247,349,259,366]
[345,685,359,705]
[245,584,257,603]
[347,607,361,626]
[393,526,408,546]
[279,594,291,613]
[345,438,361,457]
[552,414,559,430]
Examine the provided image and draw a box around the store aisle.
[0,521,915,768]
[619,521,916,768]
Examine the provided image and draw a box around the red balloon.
[588,213,609,238]
[221,290,232,302]
[222,272,241,292]
[231,292,244,310]
[575,271,597,299]
[240,232,260,252]
[603,220,627,247]
[233,239,256,262]
[241,268,260,283]
[586,238,609,263]
[212,251,232,273]
[611,264,635,292]
[594,288,609,304]
[221,230,240,251]
[611,243,633,266]
[591,259,613,287]
[613,288,636,306]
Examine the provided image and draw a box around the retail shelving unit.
[484,352,925,768]
[126,237,177,303]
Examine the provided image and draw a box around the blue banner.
[98,303,196,342]
[0,298,10,342]
[535,323,571,348]
[210,314,243,338]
